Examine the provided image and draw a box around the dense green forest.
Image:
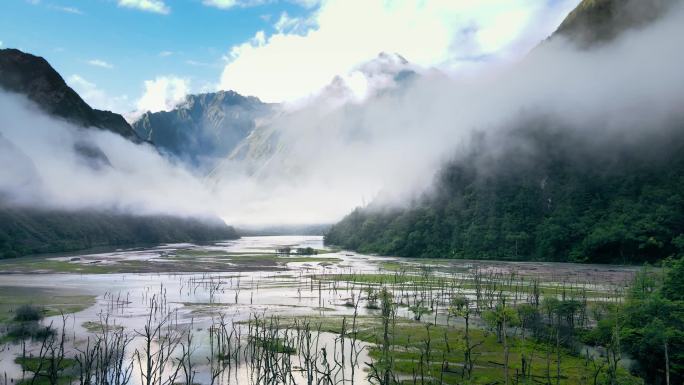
[577,253,684,384]
[0,206,238,259]
[326,123,684,264]
[608,257,684,384]
[326,0,683,265]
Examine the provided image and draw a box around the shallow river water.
[0,236,638,385]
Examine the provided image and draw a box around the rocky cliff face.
[133,90,275,168]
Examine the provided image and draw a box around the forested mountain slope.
[0,207,237,258]
[326,122,684,263]
[0,49,239,258]
[325,0,684,264]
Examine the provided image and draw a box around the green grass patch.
[313,273,428,285]
[311,273,619,302]
[379,261,409,272]
[314,248,340,254]
[0,286,95,323]
[0,252,291,274]
[15,356,78,385]
[81,321,124,333]
[279,315,640,385]
[249,336,297,354]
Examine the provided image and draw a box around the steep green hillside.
[325,0,682,264]
[326,123,684,263]
[0,206,238,259]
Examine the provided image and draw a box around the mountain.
[208,52,419,179]
[550,0,675,46]
[0,206,237,259]
[0,49,239,258]
[132,91,275,168]
[326,122,684,263]
[325,0,684,264]
[0,48,140,141]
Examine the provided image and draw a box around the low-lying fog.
[1,2,683,226]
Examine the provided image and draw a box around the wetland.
[0,236,643,385]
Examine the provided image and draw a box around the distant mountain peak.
[358,52,415,78]
[0,48,140,141]
[177,89,267,110]
[132,89,275,169]
[376,51,409,65]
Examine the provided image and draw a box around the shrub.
[14,305,44,322]
[6,322,54,341]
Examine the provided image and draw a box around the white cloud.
[70,74,190,119]
[117,0,170,14]
[3,3,682,226]
[185,59,212,67]
[0,41,3,48]
[274,11,312,34]
[206,4,684,225]
[49,5,83,14]
[0,91,216,217]
[290,0,320,8]
[203,0,319,12]
[87,59,114,69]
[202,0,267,10]
[67,74,130,113]
[218,0,580,102]
[135,76,190,114]
[159,50,174,57]
[27,1,83,14]
[68,74,96,90]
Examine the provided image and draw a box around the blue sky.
[0,0,315,113]
[0,0,580,117]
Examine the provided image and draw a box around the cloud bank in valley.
[1,2,683,227]
[210,2,684,225]
[0,92,215,217]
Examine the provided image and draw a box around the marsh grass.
[0,240,641,385]
[0,286,93,324]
